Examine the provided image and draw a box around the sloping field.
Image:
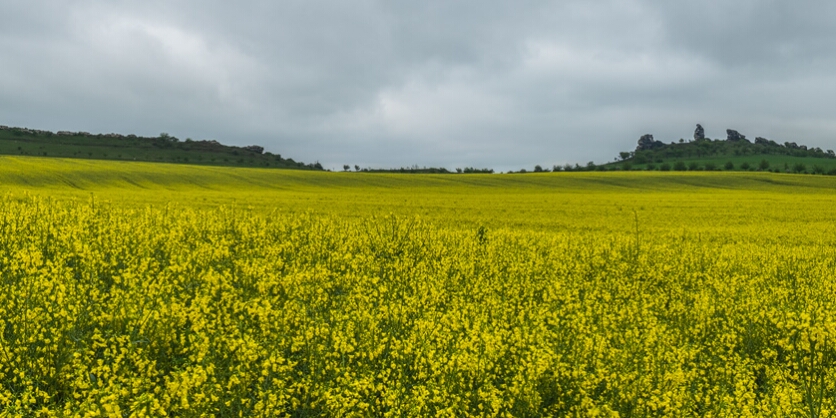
[6,155,836,193]
[2,156,836,416]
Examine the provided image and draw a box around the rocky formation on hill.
[726,129,748,142]
[694,124,705,141]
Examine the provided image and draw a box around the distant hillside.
[598,125,836,175]
[0,124,323,170]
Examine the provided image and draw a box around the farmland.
[2,156,836,416]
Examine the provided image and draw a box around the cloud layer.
[2,1,836,171]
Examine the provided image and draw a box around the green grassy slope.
[606,154,836,173]
[0,125,322,170]
[600,136,836,174]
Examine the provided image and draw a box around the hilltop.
[598,125,836,174]
[0,124,323,170]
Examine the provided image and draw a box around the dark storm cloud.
[2,1,836,171]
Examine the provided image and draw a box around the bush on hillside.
[759,159,770,170]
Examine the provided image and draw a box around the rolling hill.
[0,124,323,170]
[600,128,836,174]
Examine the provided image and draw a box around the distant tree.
[741,162,751,170]
[534,165,544,172]
[660,163,671,171]
[673,161,687,171]
[354,165,360,171]
[243,145,264,154]
[552,165,562,172]
[456,168,463,173]
[688,162,699,171]
[646,163,656,170]
[619,151,632,161]
[622,162,632,171]
[159,132,179,142]
[343,164,350,171]
[704,162,717,171]
[724,161,734,170]
[586,161,596,170]
[758,159,770,170]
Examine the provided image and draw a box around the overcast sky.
[2,1,836,171]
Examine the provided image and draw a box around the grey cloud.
[2,1,836,171]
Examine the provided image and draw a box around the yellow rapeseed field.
[2,157,836,416]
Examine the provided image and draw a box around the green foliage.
[759,159,770,170]
[674,161,687,171]
[794,163,807,173]
[0,125,318,170]
[612,133,836,176]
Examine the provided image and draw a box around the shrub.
[646,163,656,171]
[741,162,751,170]
[759,159,770,170]
[724,162,734,170]
[688,162,699,171]
[660,163,671,171]
[705,162,717,171]
[673,161,687,171]
[793,163,806,173]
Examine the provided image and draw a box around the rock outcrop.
[694,124,705,141]
[726,129,748,142]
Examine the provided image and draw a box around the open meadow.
[2,156,836,416]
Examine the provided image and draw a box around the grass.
[608,154,836,173]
